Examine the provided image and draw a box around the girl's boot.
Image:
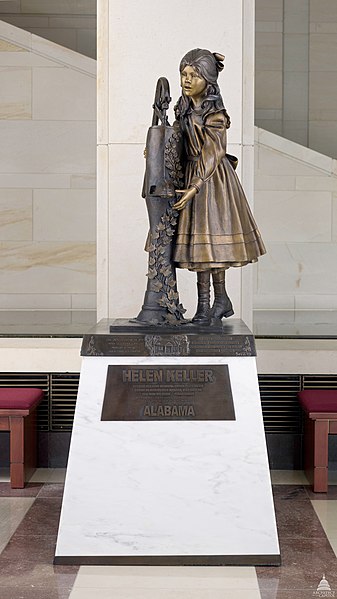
[211,270,234,320]
[192,271,211,325]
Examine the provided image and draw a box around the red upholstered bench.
[298,389,337,492]
[0,388,43,488]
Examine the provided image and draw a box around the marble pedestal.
[55,319,280,565]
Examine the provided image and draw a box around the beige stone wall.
[0,0,96,58]
[256,0,337,159]
[254,127,337,322]
[0,21,96,324]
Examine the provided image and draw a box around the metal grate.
[50,373,80,431]
[0,372,50,430]
[258,374,302,433]
[302,375,337,389]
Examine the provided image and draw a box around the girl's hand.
[174,187,197,210]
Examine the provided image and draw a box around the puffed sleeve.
[189,111,227,192]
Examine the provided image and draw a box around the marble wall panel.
[0,173,71,188]
[0,188,32,240]
[0,242,95,293]
[71,293,96,309]
[296,175,337,191]
[254,293,295,309]
[255,32,282,71]
[0,39,26,52]
[256,22,283,33]
[254,138,337,313]
[31,33,96,73]
[0,1,20,12]
[255,119,282,136]
[255,0,283,21]
[107,0,243,145]
[0,66,31,119]
[0,293,71,309]
[33,66,96,120]
[311,23,337,33]
[70,174,95,189]
[0,15,49,28]
[283,72,309,121]
[310,34,337,72]
[295,294,337,309]
[33,189,96,242]
[257,126,333,169]
[77,28,96,59]
[284,0,310,33]
[107,143,156,319]
[257,242,337,295]
[310,0,337,22]
[255,190,332,242]
[257,145,325,175]
[332,193,337,242]
[283,34,309,72]
[282,120,308,146]
[0,51,61,67]
[255,71,282,110]
[309,72,337,120]
[0,121,96,173]
[49,17,96,29]
[309,121,337,159]
[21,0,96,14]
[29,27,77,51]
[0,19,31,47]
[255,173,296,190]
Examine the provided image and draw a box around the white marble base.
[55,356,279,564]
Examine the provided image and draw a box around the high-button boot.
[192,271,211,325]
[210,270,234,320]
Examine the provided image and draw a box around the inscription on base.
[101,365,235,421]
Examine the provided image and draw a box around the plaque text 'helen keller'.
[101,365,235,421]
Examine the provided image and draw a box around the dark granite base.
[81,318,256,357]
[54,554,281,566]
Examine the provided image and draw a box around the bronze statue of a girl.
[137,48,265,326]
[173,48,265,325]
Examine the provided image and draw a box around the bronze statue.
[137,49,266,326]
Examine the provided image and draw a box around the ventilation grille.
[50,373,80,431]
[302,375,337,389]
[258,374,302,433]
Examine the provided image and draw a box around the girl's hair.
[174,48,231,128]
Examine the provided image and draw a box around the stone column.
[97,0,255,326]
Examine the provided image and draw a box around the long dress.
[173,107,266,271]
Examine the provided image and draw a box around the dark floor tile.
[272,485,308,501]
[257,537,337,591]
[1,534,57,563]
[0,559,78,590]
[273,496,326,539]
[37,483,64,498]
[0,482,43,497]
[14,497,62,536]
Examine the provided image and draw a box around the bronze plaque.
[101,365,235,421]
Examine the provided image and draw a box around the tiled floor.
[0,470,337,598]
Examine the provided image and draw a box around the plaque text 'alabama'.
[101,365,235,421]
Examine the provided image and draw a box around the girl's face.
[180,65,207,106]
